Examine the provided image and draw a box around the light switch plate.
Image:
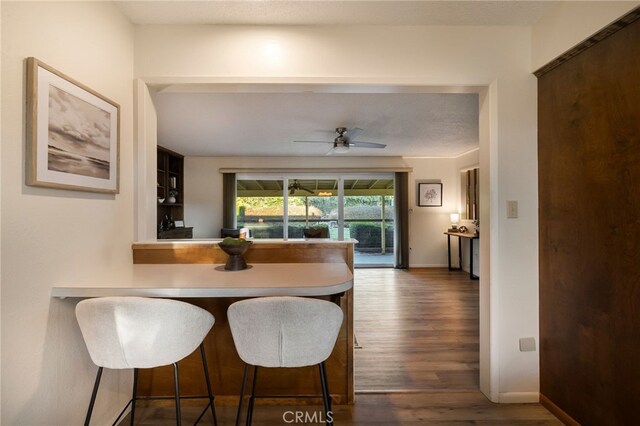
[507,200,518,218]
[519,337,536,352]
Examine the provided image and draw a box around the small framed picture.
[418,183,443,207]
[174,220,185,228]
[26,58,120,193]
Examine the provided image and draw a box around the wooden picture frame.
[26,57,120,193]
[417,182,443,207]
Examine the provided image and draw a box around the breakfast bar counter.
[51,263,353,299]
[55,239,356,405]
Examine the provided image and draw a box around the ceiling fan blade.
[346,127,364,140]
[289,188,295,195]
[325,147,335,156]
[349,141,386,149]
[294,140,333,144]
[301,187,315,194]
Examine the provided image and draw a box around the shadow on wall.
[13,298,130,425]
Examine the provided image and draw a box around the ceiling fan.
[294,127,387,154]
[288,179,315,195]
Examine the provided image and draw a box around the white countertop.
[132,238,357,248]
[51,263,353,299]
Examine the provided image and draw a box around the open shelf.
[157,146,188,239]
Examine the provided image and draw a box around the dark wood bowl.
[218,241,252,256]
[218,241,253,270]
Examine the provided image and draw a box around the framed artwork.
[418,182,443,207]
[26,57,120,193]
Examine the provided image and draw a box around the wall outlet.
[519,337,536,352]
[507,200,518,218]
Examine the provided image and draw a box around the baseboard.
[498,392,540,403]
[408,264,449,268]
[540,393,580,426]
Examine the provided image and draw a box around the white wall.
[404,157,459,267]
[531,1,640,71]
[134,80,159,241]
[136,25,532,85]
[455,149,480,173]
[184,156,222,238]
[1,2,134,424]
[494,76,539,401]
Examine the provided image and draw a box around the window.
[237,179,284,238]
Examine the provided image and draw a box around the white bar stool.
[228,296,344,426]
[76,297,218,426]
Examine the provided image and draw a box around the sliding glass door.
[343,178,395,266]
[287,179,339,238]
[236,179,285,238]
[236,174,395,266]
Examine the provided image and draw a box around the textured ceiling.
[154,92,479,157]
[134,1,538,157]
[116,1,557,26]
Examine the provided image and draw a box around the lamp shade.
[450,213,460,224]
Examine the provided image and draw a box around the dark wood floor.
[121,268,560,425]
[355,268,479,392]
[128,391,560,425]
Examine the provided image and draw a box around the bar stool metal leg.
[246,366,259,426]
[235,364,249,426]
[84,367,103,426]
[173,362,182,426]
[199,344,218,426]
[130,368,138,426]
[319,362,333,426]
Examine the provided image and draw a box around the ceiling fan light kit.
[294,127,387,154]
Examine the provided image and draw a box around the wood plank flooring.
[120,268,561,425]
[354,268,479,392]
[126,391,561,425]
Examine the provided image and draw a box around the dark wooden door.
[538,13,640,425]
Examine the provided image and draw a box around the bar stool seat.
[228,296,343,425]
[76,296,218,426]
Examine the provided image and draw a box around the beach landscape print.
[48,86,111,179]
[26,58,119,193]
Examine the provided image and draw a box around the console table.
[444,231,479,280]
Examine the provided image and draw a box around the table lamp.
[449,213,460,232]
